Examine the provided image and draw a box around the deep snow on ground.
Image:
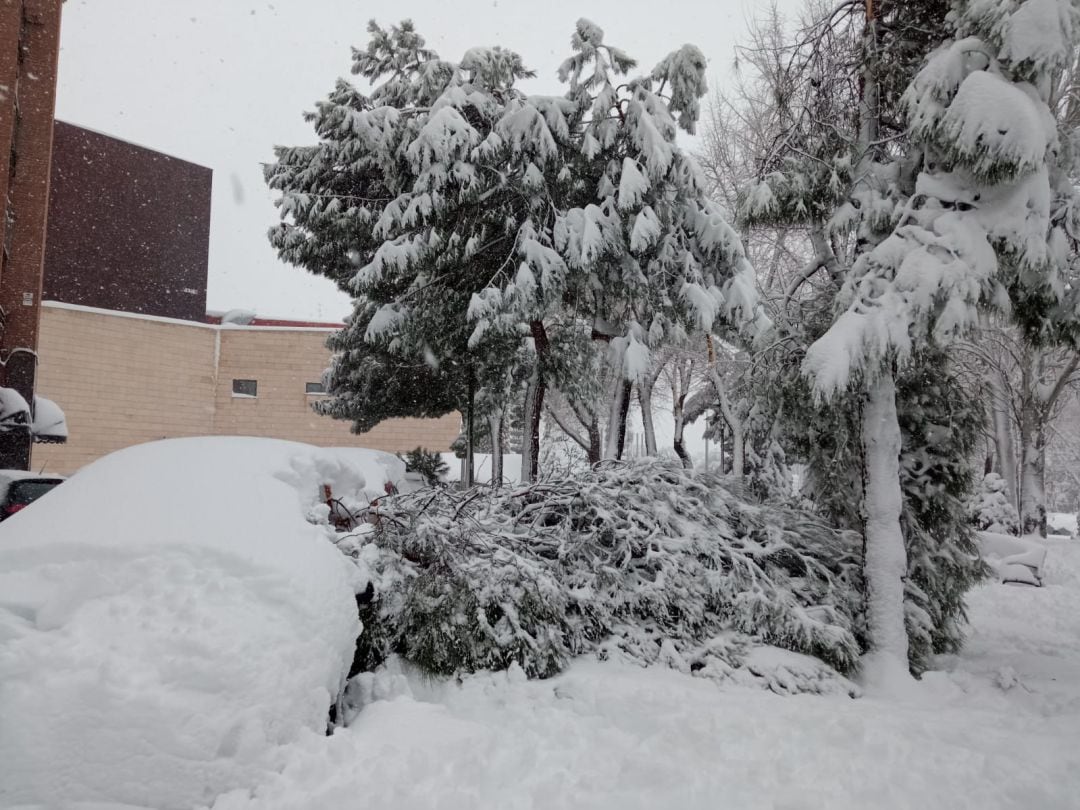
[207,537,1080,810]
[4,442,1079,809]
[0,438,377,809]
[1048,511,1077,537]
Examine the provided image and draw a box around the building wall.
[32,303,460,475]
[42,122,211,321]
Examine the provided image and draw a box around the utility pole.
[0,0,63,469]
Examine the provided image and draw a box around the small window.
[232,379,257,398]
[305,382,326,395]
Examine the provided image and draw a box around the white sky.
[54,0,798,320]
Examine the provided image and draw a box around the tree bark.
[989,369,1019,510]
[671,366,692,470]
[604,374,629,460]
[708,366,745,479]
[614,380,633,459]
[464,368,475,488]
[488,410,504,486]
[568,398,603,465]
[521,322,549,483]
[587,417,602,465]
[638,379,657,456]
[861,370,910,680]
[1019,407,1047,537]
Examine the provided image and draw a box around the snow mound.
[978,531,1048,585]
[0,437,367,809]
[1048,511,1077,537]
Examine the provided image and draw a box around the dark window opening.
[232,379,257,397]
[305,382,326,395]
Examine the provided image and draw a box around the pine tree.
[266,20,764,482]
[797,0,1080,683]
[727,0,1077,679]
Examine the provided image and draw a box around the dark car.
[0,470,65,521]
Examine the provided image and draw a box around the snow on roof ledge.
[43,301,340,332]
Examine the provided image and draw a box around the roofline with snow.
[43,301,339,333]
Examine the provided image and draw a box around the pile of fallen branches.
[345,459,863,689]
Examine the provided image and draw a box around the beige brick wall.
[31,304,461,475]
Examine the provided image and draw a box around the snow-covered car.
[0,437,382,809]
[0,469,64,521]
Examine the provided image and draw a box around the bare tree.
[955,323,1080,536]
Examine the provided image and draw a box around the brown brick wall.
[43,122,211,321]
[31,304,461,475]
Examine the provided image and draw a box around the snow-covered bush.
[969,473,1020,535]
[399,447,449,487]
[347,460,862,690]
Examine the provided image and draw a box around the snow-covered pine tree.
[268,19,764,482]
[969,471,1022,533]
[491,20,768,472]
[799,0,1080,683]
[266,22,532,468]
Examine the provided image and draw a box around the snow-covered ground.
[4,440,1078,808]
[207,537,1080,810]
[1048,511,1077,537]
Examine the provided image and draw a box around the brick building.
[30,123,459,475]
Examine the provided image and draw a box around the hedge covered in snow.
[336,460,864,692]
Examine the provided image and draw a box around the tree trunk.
[521,322,549,483]
[615,381,633,459]
[568,397,603,465]
[638,380,657,456]
[860,370,911,683]
[488,410,504,486]
[464,368,475,488]
[604,376,630,460]
[730,424,745,480]
[708,366,745,479]
[669,357,695,469]
[1019,406,1047,537]
[990,370,1019,510]
[587,417,602,465]
[673,435,691,468]
[672,390,691,469]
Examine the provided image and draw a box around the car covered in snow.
[0,470,64,521]
[0,437,385,808]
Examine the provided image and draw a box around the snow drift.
[0,437,378,809]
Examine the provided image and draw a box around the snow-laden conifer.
[266,19,765,480]
[798,0,1080,684]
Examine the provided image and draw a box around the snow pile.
[352,459,862,688]
[978,530,1048,586]
[0,437,366,809]
[320,446,411,500]
[1047,512,1077,537]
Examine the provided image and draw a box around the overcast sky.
[55,0,796,320]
